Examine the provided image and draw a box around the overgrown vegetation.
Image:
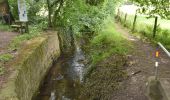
[80,18,130,99]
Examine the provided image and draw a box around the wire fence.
[116,10,170,50]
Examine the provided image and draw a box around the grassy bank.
[119,13,170,50]
[81,18,130,99]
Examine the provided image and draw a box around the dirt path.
[0,31,18,54]
[0,31,18,88]
[112,23,170,100]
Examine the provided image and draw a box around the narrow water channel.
[35,43,85,100]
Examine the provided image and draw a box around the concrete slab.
[159,78,170,100]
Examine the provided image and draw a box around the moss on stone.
[0,32,60,100]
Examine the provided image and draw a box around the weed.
[0,54,13,62]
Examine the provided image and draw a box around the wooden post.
[26,22,29,33]
[132,13,137,32]
[116,8,120,21]
[153,16,158,38]
[124,13,127,24]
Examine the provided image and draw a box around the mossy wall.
[0,32,60,100]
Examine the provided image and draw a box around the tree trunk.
[0,0,14,24]
[47,0,52,27]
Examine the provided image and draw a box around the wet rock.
[50,91,56,100]
[53,73,64,81]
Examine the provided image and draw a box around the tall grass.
[90,17,129,64]
[119,13,170,50]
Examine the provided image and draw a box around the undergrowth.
[81,17,130,99]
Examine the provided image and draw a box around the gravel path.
[112,22,170,100]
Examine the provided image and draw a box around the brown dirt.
[0,31,19,88]
[0,31,18,54]
[111,22,170,100]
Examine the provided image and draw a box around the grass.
[0,53,13,75]
[90,18,130,65]
[9,25,43,50]
[0,54,13,62]
[0,22,12,31]
[120,13,170,50]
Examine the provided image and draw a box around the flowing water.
[35,43,85,100]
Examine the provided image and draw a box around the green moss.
[0,32,60,100]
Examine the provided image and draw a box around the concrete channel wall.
[147,77,170,100]
[0,32,60,100]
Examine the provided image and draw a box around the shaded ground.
[0,31,18,88]
[111,22,170,100]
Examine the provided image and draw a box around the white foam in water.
[50,91,56,100]
[72,43,85,82]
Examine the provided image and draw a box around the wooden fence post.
[116,8,120,21]
[132,13,137,32]
[153,16,158,38]
[124,13,127,24]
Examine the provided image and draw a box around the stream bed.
[35,45,85,100]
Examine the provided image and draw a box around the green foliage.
[0,54,13,62]
[130,0,170,19]
[9,0,46,23]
